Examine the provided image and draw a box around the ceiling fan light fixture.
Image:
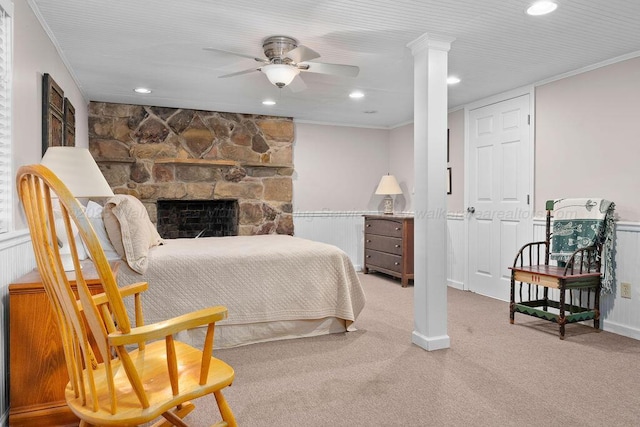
[526,1,558,16]
[261,64,300,88]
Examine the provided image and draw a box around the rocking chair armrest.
[90,281,149,306]
[108,305,228,346]
[512,241,548,267]
[76,281,149,312]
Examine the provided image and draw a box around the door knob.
[467,207,476,214]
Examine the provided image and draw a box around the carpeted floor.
[182,272,640,426]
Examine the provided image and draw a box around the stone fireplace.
[88,102,294,236]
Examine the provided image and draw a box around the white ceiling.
[31,0,640,128]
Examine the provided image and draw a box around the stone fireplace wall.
[88,102,294,235]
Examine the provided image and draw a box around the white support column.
[407,33,454,351]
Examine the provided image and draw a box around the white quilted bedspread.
[116,235,366,328]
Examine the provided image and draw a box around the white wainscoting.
[0,230,37,424]
[447,214,465,290]
[599,222,640,339]
[293,211,371,271]
[293,211,467,288]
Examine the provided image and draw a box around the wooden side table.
[9,261,118,427]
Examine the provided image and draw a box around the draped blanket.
[550,198,616,293]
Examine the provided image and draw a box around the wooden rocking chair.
[17,164,237,426]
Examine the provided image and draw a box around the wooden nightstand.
[363,215,414,286]
[9,260,119,427]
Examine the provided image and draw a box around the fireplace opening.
[156,200,238,239]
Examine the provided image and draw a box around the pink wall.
[535,56,640,221]
[13,0,88,229]
[447,109,464,214]
[387,110,465,214]
[293,122,389,212]
[388,123,413,212]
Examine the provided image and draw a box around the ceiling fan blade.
[285,45,320,63]
[218,67,260,78]
[300,62,359,77]
[203,47,267,63]
[288,75,307,93]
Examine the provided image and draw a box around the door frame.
[462,85,536,294]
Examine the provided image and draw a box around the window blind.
[0,0,12,234]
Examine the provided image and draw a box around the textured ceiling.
[30,0,640,128]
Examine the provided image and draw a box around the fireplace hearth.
[157,200,238,239]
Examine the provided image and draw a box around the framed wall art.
[42,73,75,156]
[447,128,450,163]
[64,97,76,147]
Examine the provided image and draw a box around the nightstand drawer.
[365,234,403,255]
[365,249,403,273]
[364,218,404,238]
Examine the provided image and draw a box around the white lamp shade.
[375,174,402,195]
[261,64,300,87]
[41,147,114,197]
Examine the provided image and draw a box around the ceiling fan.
[204,35,359,91]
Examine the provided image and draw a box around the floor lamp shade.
[375,174,402,214]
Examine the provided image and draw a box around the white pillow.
[102,195,163,274]
[84,200,121,261]
[73,233,89,261]
[51,198,89,262]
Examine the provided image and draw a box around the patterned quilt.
[551,198,615,292]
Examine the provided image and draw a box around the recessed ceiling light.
[133,87,152,94]
[526,1,558,16]
[262,100,276,106]
[349,91,365,99]
[447,76,461,85]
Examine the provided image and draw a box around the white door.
[467,94,532,301]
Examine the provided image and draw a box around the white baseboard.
[603,319,640,341]
[447,279,464,290]
[412,331,451,351]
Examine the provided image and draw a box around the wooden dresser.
[9,261,118,427]
[363,215,414,286]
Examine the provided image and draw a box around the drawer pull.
[366,255,371,258]
[395,227,401,231]
[394,262,400,266]
[366,224,371,227]
[366,239,371,243]
[395,244,400,248]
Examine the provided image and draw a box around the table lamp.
[40,147,114,270]
[375,174,402,215]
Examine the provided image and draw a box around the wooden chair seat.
[511,265,601,289]
[67,340,234,426]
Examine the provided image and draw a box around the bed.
[89,194,365,348]
[115,234,365,348]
